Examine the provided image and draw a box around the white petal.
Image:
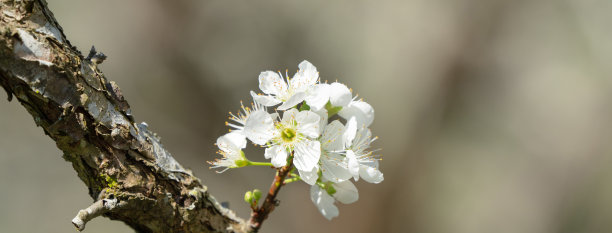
[359,165,384,184]
[265,145,288,167]
[305,84,330,111]
[293,140,321,172]
[328,82,352,107]
[250,91,281,106]
[309,185,323,203]
[320,120,344,151]
[280,108,299,125]
[343,117,357,148]
[345,150,360,180]
[264,146,273,159]
[314,109,328,136]
[338,100,374,127]
[296,110,321,138]
[298,166,319,185]
[291,60,319,92]
[244,110,275,145]
[310,185,339,220]
[277,92,307,110]
[217,132,247,152]
[297,60,319,83]
[332,180,359,204]
[258,71,287,95]
[321,153,352,182]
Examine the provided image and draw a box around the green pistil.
[281,127,297,142]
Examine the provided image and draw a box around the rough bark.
[0,1,249,232]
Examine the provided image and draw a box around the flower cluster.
[209,60,383,220]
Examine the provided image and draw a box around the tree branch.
[0,1,250,232]
[248,154,294,232]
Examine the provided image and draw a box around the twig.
[71,197,123,231]
[248,153,294,232]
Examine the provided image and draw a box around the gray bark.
[0,1,249,232]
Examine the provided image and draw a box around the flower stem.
[283,176,301,185]
[248,153,294,232]
[246,161,274,167]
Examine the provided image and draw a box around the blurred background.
[1,0,612,232]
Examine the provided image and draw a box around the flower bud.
[252,189,262,202]
[244,191,253,204]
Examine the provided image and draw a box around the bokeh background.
[1,0,612,232]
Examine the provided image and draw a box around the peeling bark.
[0,1,249,232]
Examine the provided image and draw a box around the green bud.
[244,191,253,204]
[252,189,262,202]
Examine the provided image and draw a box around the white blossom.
[343,117,383,183]
[262,109,322,174]
[225,101,275,145]
[251,60,320,110]
[319,120,352,182]
[211,59,382,222]
[208,132,247,173]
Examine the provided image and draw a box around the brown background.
[1,0,611,232]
